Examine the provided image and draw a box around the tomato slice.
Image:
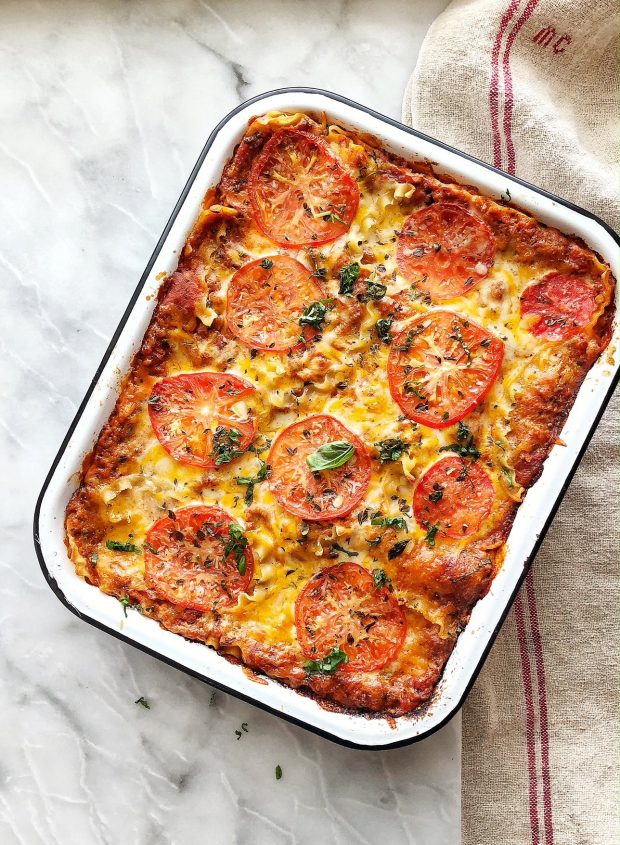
[226,255,325,351]
[520,272,597,340]
[397,202,496,299]
[148,372,257,468]
[144,506,254,611]
[248,129,360,247]
[295,563,407,672]
[268,415,371,521]
[413,456,494,539]
[387,310,504,428]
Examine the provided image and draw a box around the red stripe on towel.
[526,570,554,844]
[514,592,541,845]
[502,0,541,172]
[489,0,522,167]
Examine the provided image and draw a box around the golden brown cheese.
[65,111,615,717]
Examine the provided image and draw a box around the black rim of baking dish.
[33,87,620,751]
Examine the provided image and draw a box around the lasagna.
[65,111,615,716]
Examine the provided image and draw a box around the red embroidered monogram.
[533,26,572,52]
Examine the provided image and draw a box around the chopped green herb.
[338,262,360,296]
[393,325,424,351]
[372,568,391,589]
[403,381,427,400]
[235,722,250,740]
[375,438,409,463]
[235,459,271,505]
[424,523,440,547]
[357,507,371,525]
[371,515,407,530]
[375,315,394,344]
[318,211,345,224]
[147,394,161,407]
[119,596,141,617]
[359,280,387,302]
[439,421,480,460]
[275,764,283,780]
[223,524,249,575]
[306,440,355,472]
[90,553,98,567]
[429,483,444,503]
[332,543,359,558]
[304,647,349,675]
[211,426,246,466]
[299,299,332,331]
[457,421,471,441]
[439,440,480,461]
[135,696,150,709]
[387,540,409,560]
[501,464,516,488]
[260,257,273,269]
[106,539,141,554]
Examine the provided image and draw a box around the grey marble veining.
[1,0,459,842]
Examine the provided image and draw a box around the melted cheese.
[66,111,613,715]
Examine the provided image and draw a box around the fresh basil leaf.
[375,315,393,344]
[299,300,331,330]
[338,262,360,296]
[306,440,355,472]
[304,647,349,675]
[387,539,409,560]
[359,280,387,302]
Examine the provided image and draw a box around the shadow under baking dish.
[33,88,620,750]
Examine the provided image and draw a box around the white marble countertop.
[1,1,460,842]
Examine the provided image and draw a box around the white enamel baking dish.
[34,88,620,749]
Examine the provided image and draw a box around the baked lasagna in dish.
[65,111,615,717]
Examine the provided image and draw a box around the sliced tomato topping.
[144,506,254,611]
[295,563,406,672]
[413,456,494,539]
[397,202,496,299]
[520,272,597,340]
[387,310,504,429]
[268,415,371,521]
[148,372,257,468]
[248,129,360,247]
[226,255,324,351]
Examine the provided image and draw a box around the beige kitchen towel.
[403,2,619,844]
